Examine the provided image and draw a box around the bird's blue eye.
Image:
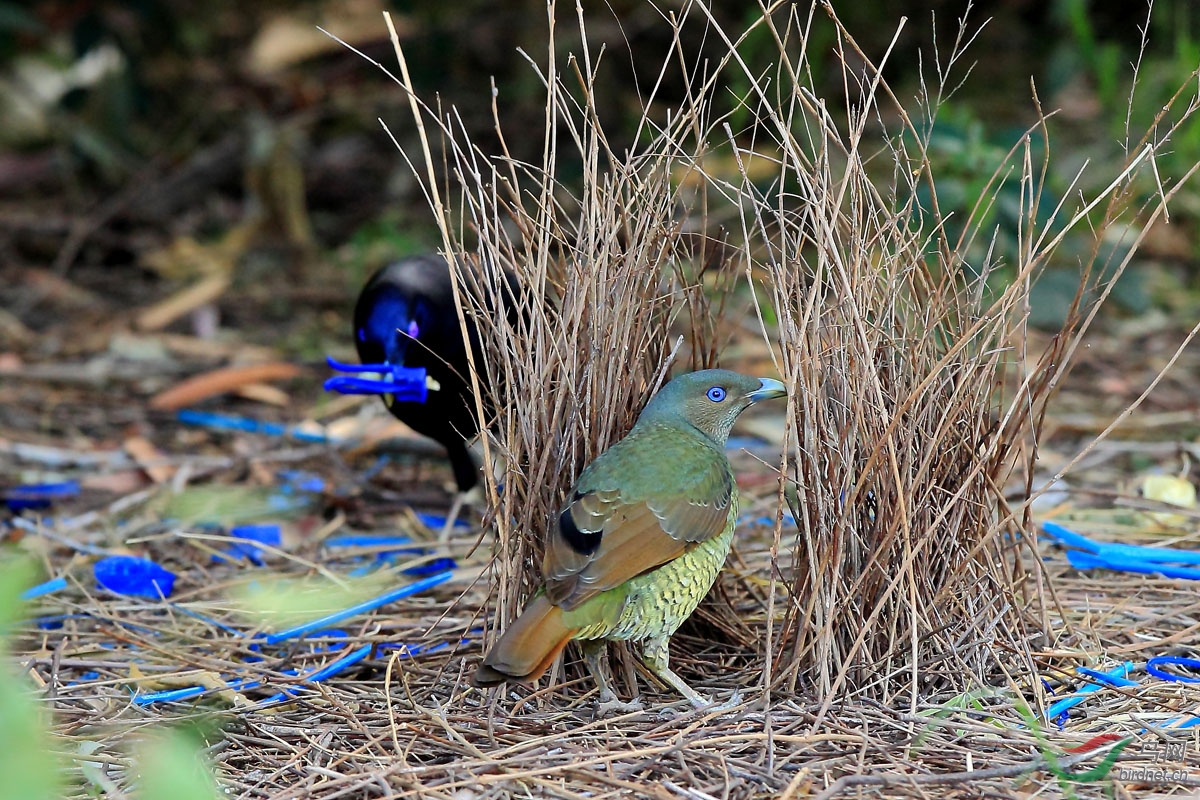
[706,386,727,403]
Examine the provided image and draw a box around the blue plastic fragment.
[415,512,471,531]
[401,557,458,577]
[94,556,176,599]
[262,571,453,645]
[327,532,457,578]
[277,470,326,494]
[5,481,80,511]
[724,436,769,452]
[323,355,428,402]
[175,409,333,443]
[324,534,420,550]
[1043,521,1200,564]
[1146,656,1200,684]
[736,511,798,528]
[21,575,68,600]
[213,524,282,566]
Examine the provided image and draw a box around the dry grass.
[658,3,1200,714]
[380,7,744,630]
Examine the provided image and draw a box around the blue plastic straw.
[21,576,68,600]
[132,674,271,706]
[261,571,453,644]
[1066,550,1200,581]
[1075,666,1139,687]
[259,643,373,705]
[1043,521,1200,565]
[176,409,334,444]
[1045,662,1136,720]
[1043,521,1200,580]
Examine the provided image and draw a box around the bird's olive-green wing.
[542,427,733,610]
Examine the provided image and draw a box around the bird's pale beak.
[747,377,787,402]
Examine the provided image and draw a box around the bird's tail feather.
[472,594,577,686]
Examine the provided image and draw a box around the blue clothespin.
[323,356,428,402]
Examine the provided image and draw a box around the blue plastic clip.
[323,356,428,402]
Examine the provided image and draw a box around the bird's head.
[636,369,787,444]
[355,289,422,366]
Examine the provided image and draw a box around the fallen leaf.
[235,382,291,406]
[148,362,303,410]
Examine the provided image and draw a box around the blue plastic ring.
[1146,656,1200,683]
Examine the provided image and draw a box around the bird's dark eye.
[706,386,727,402]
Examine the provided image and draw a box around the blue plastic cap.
[213,523,283,566]
[229,524,282,546]
[94,556,176,599]
[323,356,428,402]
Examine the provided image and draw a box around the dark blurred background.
[1,0,1197,349]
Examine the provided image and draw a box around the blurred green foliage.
[0,556,220,799]
[0,556,60,800]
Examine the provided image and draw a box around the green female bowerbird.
[472,369,787,711]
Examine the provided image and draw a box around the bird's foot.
[658,689,741,720]
[706,689,742,713]
[593,692,644,718]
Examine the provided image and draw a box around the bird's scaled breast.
[579,500,738,643]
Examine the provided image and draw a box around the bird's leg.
[642,637,717,709]
[437,485,482,543]
[580,639,643,716]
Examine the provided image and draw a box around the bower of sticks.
[4,4,1200,799]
